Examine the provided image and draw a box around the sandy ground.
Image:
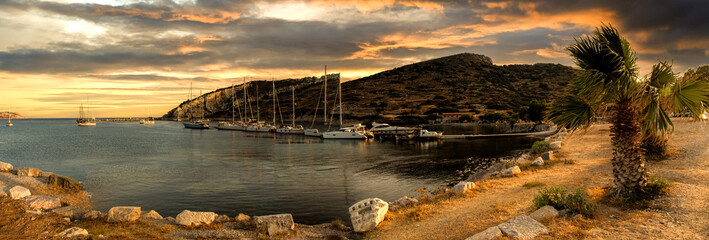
[364,119,709,240]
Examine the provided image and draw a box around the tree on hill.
[518,100,547,124]
[547,24,709,199]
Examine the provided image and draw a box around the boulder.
[215,214,231,222]
[541,151,553,161]
[501,166,521,177]
[389,196,419,210]
[17,167,42,177]
[0,161,12,171]
[531,157,544,166]
[465,226,502,240]
[24,195,61,211]
[498,215,549,239]
[107,206,141,222]
[235,213,251,222]
[453,181,476,194]
[9,186,31,199]
[349,198,389,232]
[51,206,85,219]
[48,174,83,191]
[56,227,89,239]
[176,210,217,226]
[164,216,176,223]
[141,210,163,220]
[83,210,105,220]
[529,205,559,221]
[549,141,562,150]
[38,171,54,178]
[254,214,295,236]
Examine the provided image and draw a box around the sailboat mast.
[337,73,342,126]
[189,82,193,120]
[272,78,276,125]
[292,86,295,127]
[231,84,235,123]
[324,65,327,123]
[243,77,247,122]
[256,84,260,122]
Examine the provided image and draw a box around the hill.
[0,112,25,119]
[163,53,577,123]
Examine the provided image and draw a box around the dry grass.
[522,181,545,189]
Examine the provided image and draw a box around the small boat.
[140,117,155,125]
[216,84,244,131]
[182,85,209,129]
[414,129,443,140]
[76,103,96,126]
[5,110,12,127]
[304,128,322,137]
[276,86,305,134]
[369,122,417,138]
[323,124,369,139]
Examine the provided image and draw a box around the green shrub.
[523,181,546,189]
[564,189,597,216]
[531,141,550,154]
[646,175,672,197]
[532,186,567,210]
[533,186,597,216]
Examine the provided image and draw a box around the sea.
[0,119,537,224]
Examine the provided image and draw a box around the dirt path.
[364,120,709,240]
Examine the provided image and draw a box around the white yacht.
[415,129,443,140]
[5,111,12,127]
[276,86,305,134]
[140,117,155,125]
[76,104,96,126]
[304,128,322,137]
[369,122,416,137]
[183,120,210,129]
[323,124,368,139]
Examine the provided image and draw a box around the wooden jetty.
[440,126,557,139]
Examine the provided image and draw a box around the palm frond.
[547,94,597,131]
[641,94,673,136]
[648,61,675,89]
[671,76,709,117]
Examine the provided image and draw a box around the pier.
[440,127,557,139]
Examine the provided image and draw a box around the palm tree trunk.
[609,99,648,197]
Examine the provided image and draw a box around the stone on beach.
[141,210,163,220]
[0,161,12,171]
[9,185,31,199]
[56,227,89,239]
[389,196,419,210]
[83,210,105,220]
[107,206,141,222]
[254,214,295,236]
[550,141,562,150]
[501,166,521,177]
[531,157,544,166]
[498,215,549,239]
[235,213,251,222]
[176,210,217,226]
[38,171,54,178]
[51,206,85,219]
[529,205,559,221]
[24,195,61,211]
[465,226,502,240]
[541,151,554,161]
[17,167,42,177]
[48,174,83,191]
[349,198,389,232]
[453,181,476,194]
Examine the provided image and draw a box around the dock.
[440,127,557,139]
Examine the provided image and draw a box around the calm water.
[0,119,536,224]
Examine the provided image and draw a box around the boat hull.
[322,131,367,139]
[304,129,322,137]
[77,122,96,127]
[183,122,209,129]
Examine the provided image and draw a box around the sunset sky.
[1,0,707,118]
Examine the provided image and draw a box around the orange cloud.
[90,5,241,24]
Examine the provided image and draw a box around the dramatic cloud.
[0,0,707,117]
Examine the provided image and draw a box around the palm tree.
[547,24,709,198]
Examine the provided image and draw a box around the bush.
[523,181,546,189]
[532,186,567,210]
[531,141,550,154]
[646,175,672,197]
[533,186,597,216]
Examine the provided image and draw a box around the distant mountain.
[0,112,25,119]
[164,53,577,123]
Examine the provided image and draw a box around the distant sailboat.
[304,66,328,137]
[323,71,368,139]
[182,83,210,129]
[276,86,304,134]
[76,103,96,126]
[5,109,12,127]
[217,84,244,130]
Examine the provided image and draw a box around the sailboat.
[217,84,243,130]
[182,84,210,129]
[304,66,328,137]
[322,71,368,139]
[5,110,12,127]
[140,109,155,124]
[277,86,304,134]
[76,103,96,126]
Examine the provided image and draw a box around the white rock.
[549,141,562,150]
[498,215,549,239]
[141,210,163,220]
[541,151,554,161]
[531,157,544,166]
[17,167,42,177]
[176,210,217,226]
[56,227,89,239]
[0,161,12,171]
[254,214,295,236]
[501,166,521,177]
[453,181,476,194]
[529,205,559,221]
[349,198,389,232]
[107,206,141,222]
[466,226,502,240]
[24,195,61,211]
[9,186,31,199]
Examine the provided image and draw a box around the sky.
[1,0,707,118]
